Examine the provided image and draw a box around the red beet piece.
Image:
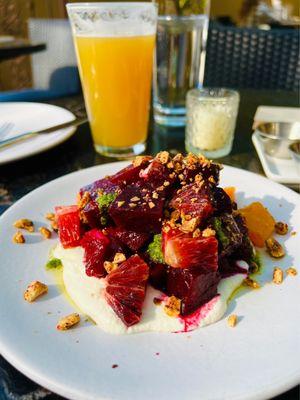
[55,205,82,248]
[81,200,101,228]
[80,178,119,200]
[110,159,152,187]
[169,183,213,223]
[81,229,110,278]
[162,227,218,270]
[183,160,222,184]
[109,183,165,233]
[139,159,176,190]
[149,260,169,292]
[167,267,220,315]
[105,255,149,327]
[106,226,150,252]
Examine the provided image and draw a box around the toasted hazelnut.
[163,181,170,187]
[117,201,125,207]
[13,219,34,232]
[130,196,140,202]
[202,228,216,237]
[152,192,159,199]
[104,261,118,273]
[78,191,90,210]
[57,313,80,331]
[156,151,169,164]
[180,217,199,233]
[164,296,181,317]
[153,297,162,305]
[227,314,238,327]
[24,281,48,302]
[148,201,155,209]
[45,212,55,221]
[193,228,201,238]
[129,203,137,208]
[275,222,288,235]
[265,237,285,258]
[51,220,58,232]
[273,267,284,284]
[243,277,260,289]
[286,267,297,276]
[113,252,126,264]
[132,155,152,167]
[12,231,25,244]
[39,227,52,239]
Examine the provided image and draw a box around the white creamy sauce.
[53,244,248,334]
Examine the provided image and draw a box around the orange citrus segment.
[238,202,275,247]
[224,186,236,202]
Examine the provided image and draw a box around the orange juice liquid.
[74,34,155,149]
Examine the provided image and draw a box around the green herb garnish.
[96,192,117,210]
[147,234,165,264]
[213,217,230,247]
[46,257,62,270]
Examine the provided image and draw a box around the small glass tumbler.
[185,88,240,158]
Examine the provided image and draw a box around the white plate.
[0,162,299,400]
[0,102,76,165]
[252,132,300,185]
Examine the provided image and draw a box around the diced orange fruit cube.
[224,186,236,202]
[238,202,275,247]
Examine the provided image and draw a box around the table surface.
[0,89,299,400]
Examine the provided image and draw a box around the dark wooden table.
[0,38,46,61]
[0,89,299,400]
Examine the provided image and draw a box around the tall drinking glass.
[67,3,157,158]
[153,0,210,127]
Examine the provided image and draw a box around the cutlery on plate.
[0,117,88,150]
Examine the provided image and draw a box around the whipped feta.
[53,244,248,334]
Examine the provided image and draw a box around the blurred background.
[0,0,299,99]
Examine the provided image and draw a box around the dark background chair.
[204,22,300,91]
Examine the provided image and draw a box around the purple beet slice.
[81,200,101,228]
[109,183,165,233]
[109,158,152,187]
[167,267,220,316]
[139,159,176,190]
[80,178,120,201]
[106,226,151,252]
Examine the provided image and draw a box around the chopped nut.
[167,161,174,169]
[265,237,285,258]
[152,192,158,199]
[227,314,238,327]
[164,296,181,317]
[132,155,152,167]
[174,162,183,173]
[51,220,58,232]
[243,277,260,289]
[193,228,201,238]
[291,231,297,236]
[117,201,125,207]
[157,186,164,192]
[148,201,155,209]
[104,261,118,273]
[24,281,48,302]
[275,221,288,235]
[191,198,197,203]
[45,212,55,221]
[77,191,90,210]
[181,217,199,233]
[163,181,170,187]
[56,313,80,331]
[286,267,297,276]
[130,196,140,202]
[169,173,176,179]
[129,203,137,208]
[178,174,184,180]
[153,297,162,305]
[273,267,284,284]
[170,210,180,221]
[13,219,34,232]
[39,227,52,239]
[186,153,199,166]
[194,174,203,184]
[12,231,25,244]
[113,252,126,264]
[156,151,169,164]
[208,176,216,184]
[202,228,216,237]
[249,261,259,274]
[173,153,183,162]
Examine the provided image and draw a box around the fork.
[0,122,13,139]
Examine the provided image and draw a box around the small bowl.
[256,122,300,159]
[289,141,300,166]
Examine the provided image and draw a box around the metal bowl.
[256,122,300,159]
[289,141,300,166]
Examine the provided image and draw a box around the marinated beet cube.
[218,257,248,278]
[169,183,213,223]
[139,159,176,190]
[106,226,150,252]
[81,200,101,228]
[182,158,222,184]
[55,205,82,248]
[104,255,149,326]
[81,229,110,278]
[212,214,243,258]
[104,231,128,262]
[162,227,218,271]
[109,158,152,187]
[167,267,220,316]
[109,183,165,233]
[149,260,169,292]
[80,178,119,200]
[210,187,232,215]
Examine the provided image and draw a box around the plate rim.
[0,161,299,400]
[0,102,77,166]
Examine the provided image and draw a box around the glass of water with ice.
[153,0,210,127]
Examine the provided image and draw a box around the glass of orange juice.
[67,2,157,158]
